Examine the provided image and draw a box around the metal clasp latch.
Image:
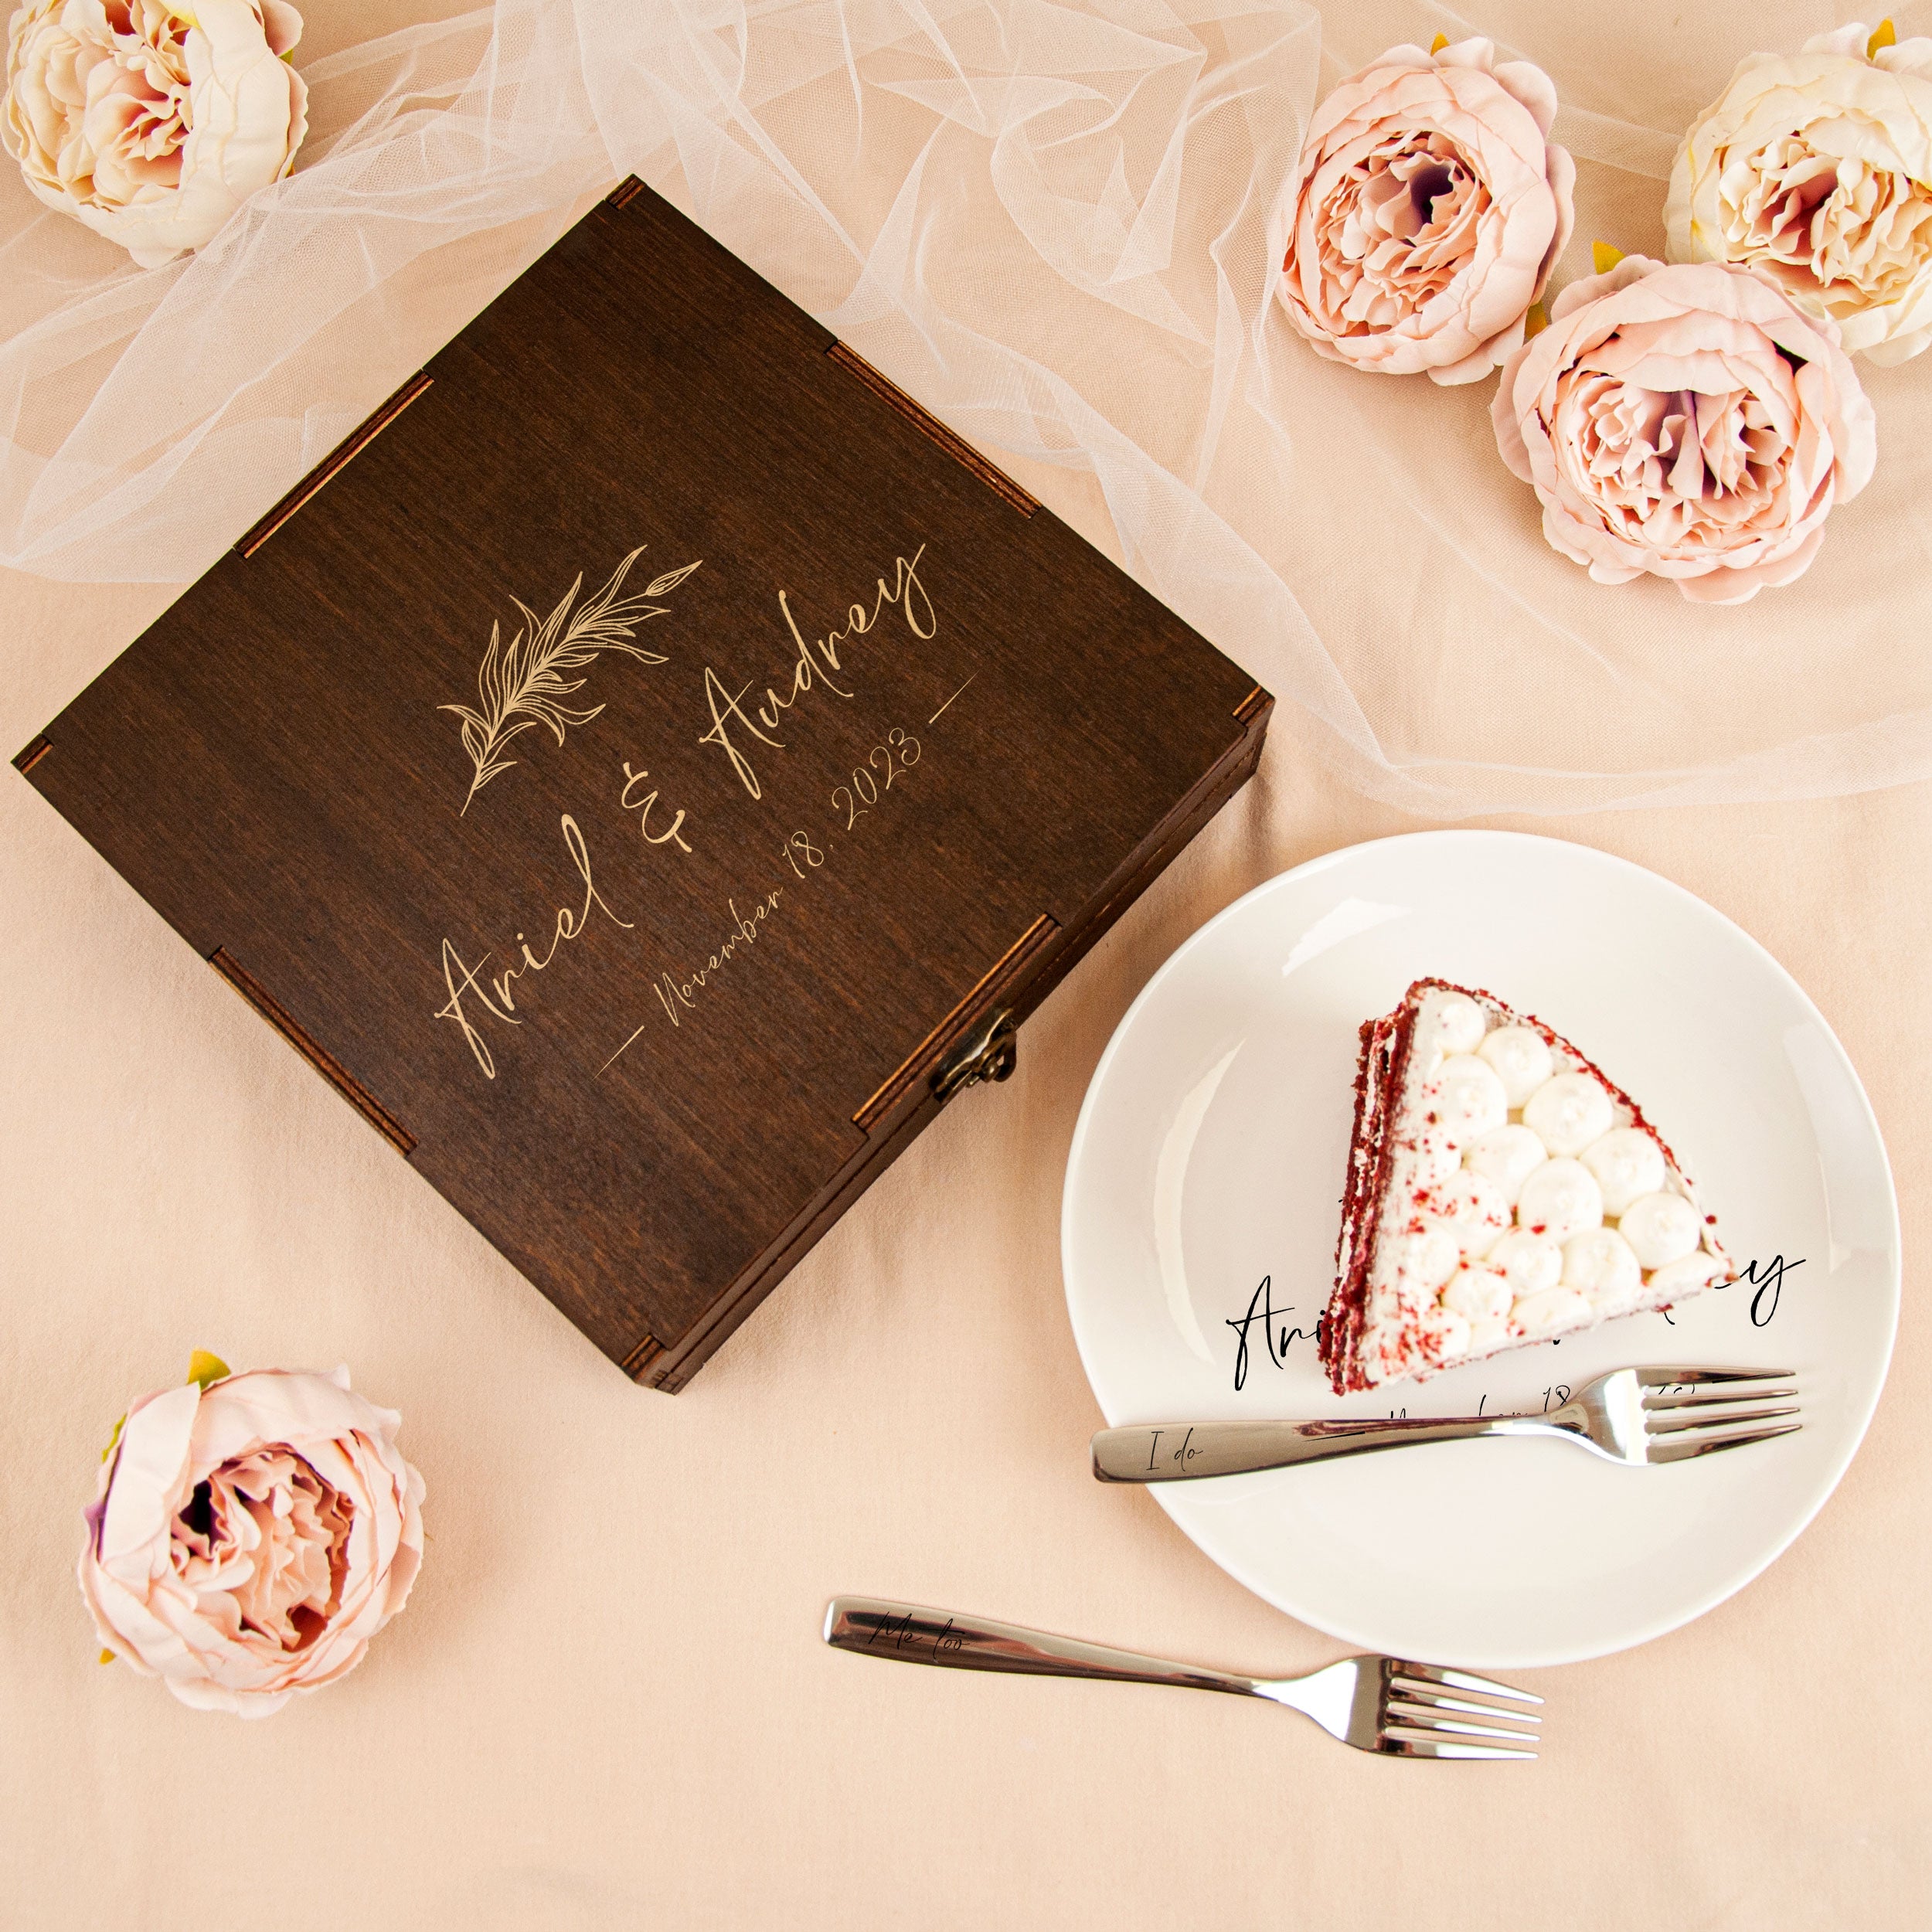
[930,1005,1018,1107]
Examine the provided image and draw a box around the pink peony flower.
[1667,23,1932,364]
[2,1,308,269]
[1491,253,1876,603]
[1277,36,1575,384]
[80,1360,424,1716]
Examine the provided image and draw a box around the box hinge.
[930,1005,1018,1106]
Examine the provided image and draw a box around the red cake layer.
[1318,990,1424,1395]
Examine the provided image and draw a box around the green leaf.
[185,1350,230,1390]
[100,1413,125,1464]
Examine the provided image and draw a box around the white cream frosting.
[1419,1168,1511,1259]
[1443,1264,1512,1321]
[1522,1071,1615,1156]
[1419,989,1488,1056]
[1561,1226,1641,1304]
[1355,985,1730,1386]
[1515,1158,1603,1243]
[1488,1227,1563,1296]
[1463,1124,1546,1206]
[1477,1025,1553,1105]
[1432,1055,1509,1142]
[1580,1127,1666,1215]
[1618,1190,1702,1268]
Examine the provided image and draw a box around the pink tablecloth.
[2,2,1928,1924]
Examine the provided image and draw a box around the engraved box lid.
[17,179,1272,1388]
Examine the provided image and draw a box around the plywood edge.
[235,372,435,558]
[621,1332,665,1379]
[825,342,1039,518]
[209,947,416,1155]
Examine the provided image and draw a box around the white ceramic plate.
[1062,832,1899,1668]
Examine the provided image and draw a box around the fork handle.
[824,1597,1260,1699]
[1091,1413,1555,1482]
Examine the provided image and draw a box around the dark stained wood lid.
[19,179,1270,1385]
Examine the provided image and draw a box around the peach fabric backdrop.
[2,2,1929,1926]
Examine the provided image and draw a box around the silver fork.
[1091,1366,1799,1483]
[824,1596,1541,1759]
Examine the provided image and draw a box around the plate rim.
[1060,827,1902,1666]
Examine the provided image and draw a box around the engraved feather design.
[440,547,701,815]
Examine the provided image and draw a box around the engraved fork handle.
[824,1597,1262,1699]
[1090,1413,1566,1483]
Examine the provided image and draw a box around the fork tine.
[1389,1658,1543,1705]
[1385,1703,1541,1744]
[1376,1735,1537,1760]
[1389,1681,1543,1724]
[1645,1402,1800,1434]
[1635,1366,1794,1387]
[1646,1422,1802,1463]
[1643,1385,1798,1412]
[1646,1406,1793,1437]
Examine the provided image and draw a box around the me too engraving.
[861,1611,967,1658]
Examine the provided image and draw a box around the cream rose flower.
[1277,36,1575,384]
[3,0,308,269]
[80,1361,425,1716]
[1666,23,1932,363]
[1492,254,1876,604]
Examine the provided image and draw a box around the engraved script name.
[434,815,631,1078]
[430,539,953,1083]
[1226,1274,1317,1392]
[698,545,934,798]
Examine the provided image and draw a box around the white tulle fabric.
[5,0,1932,814]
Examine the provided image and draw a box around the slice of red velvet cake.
[1318,978,1734,1394]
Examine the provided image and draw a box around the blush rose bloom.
[1277,36,1575,383]
[1666,24,1932,363]
[2,0,308,269]
[1492,254,1876,604]
[80,1364,425,1716]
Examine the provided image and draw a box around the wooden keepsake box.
[16,179,1272,1389]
